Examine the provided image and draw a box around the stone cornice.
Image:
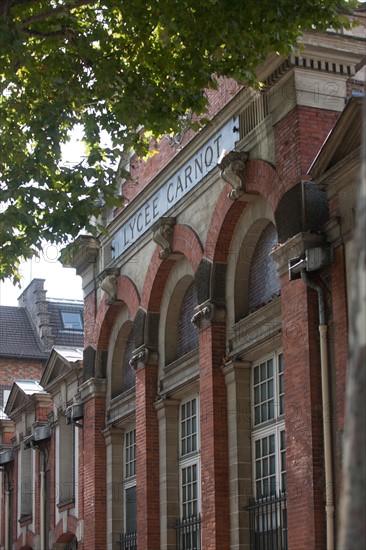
[78,378,107,402]
[61,235,100,276]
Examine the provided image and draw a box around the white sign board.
[111,116,239,259]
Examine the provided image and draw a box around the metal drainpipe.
[31,443,46,550]
[0,467,10,550]
[300,271,335,550]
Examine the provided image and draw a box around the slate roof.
[47,301,84,347]
[0,306,46,360]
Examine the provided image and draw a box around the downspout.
[31,443,46,550]
[300,271,334,550]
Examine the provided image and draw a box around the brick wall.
[120,78,242,205]
[136,364,160,549]
[82,395,107,550]
[281,276,326,550]
[274,106,339,190]
[0,358,43,407]
[198,321,230,548]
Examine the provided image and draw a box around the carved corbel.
[99,267,121,305]
[191,299,226,328]
[152,217,176,259]
[129,346,159,370]
[218,150,252,201]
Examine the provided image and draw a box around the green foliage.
[0,0,357,281]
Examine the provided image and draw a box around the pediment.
[4,380,45,417]
[40,346,83,390]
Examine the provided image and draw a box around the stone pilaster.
[155,398,180,550]
[222,360,252,550]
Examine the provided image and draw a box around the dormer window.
[61,311,83,331]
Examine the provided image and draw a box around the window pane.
[125,486,136,533]
[181,398,198,456]
[61,311,83,330]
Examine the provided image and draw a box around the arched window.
[177,281,199,358]
[248,223,280,313]
[122,328,136,392]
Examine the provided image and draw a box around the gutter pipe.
[300,271,334,550]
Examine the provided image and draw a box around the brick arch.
[54,516,78,543]
[172,224,203,272]
[244,159,284,212]
[205,186,247,262]
[95,275,140,349]
[205,160,281,263]
[141,224,203,312]
[16,530,35,549]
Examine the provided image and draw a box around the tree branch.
[18,0,98,28]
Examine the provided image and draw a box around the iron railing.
[118,531,137,550]
[247,492,288,550]
[175,514,201,550]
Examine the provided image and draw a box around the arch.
[95,275,140,350]
[54,516,78,544]
[106,306,135,400]
[247,222,280,313]
[225,197,276,328]
[205,160,282,263]
[244,159,284,212]
[172,224,203,272]
[158,257,196,370]
[141,224,203,312]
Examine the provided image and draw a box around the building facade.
[0,12,365,550]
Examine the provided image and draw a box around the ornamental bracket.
[218,150,253,201]
[152,217,176,259]
[99,267,121,305]
[129,346,159,370]
[191,299,226,328]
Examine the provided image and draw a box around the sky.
[0,129,86,306]
[0,255,83,306]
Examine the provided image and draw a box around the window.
[19,445,33,519]
[252,352,286,497]
[249,352,287,549]
[176,397,201,550]
[124,429,136,536]
[58,416,75,506]
[61,311,83,331]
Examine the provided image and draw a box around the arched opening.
[234,219,280,321]
[165,275,198,365]
[248,222,280,313]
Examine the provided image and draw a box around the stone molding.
[79,378,107,402]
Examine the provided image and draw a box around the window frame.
[179,396,201,520]
[251,350,286,499]
[123,428,137,535]
[60,311,84,331]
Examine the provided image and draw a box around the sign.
[111,116,238,259]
